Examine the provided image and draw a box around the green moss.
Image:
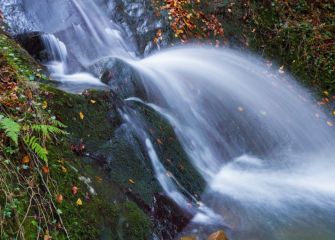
[134,102,206,198]
[0,29,152,239]
[247,1,335,92]
[116,202,151,240]
[40,85,117,150]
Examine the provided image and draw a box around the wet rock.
[208,230,229,240]
[152,193,193,240]
[100,59,147,100]
[15,31,47,61]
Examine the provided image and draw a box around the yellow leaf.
[76,198,83,206]
[42,101,48,109]
[90,100,96,104]
[22,155,30,164]
[332,111,335,116]
[44,231,52,240]
[128,179,135,184]
[61,166,67,173]
[79,112,84,120]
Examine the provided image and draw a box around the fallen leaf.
[22,155,30,164]
[327,121,333,127]
[42,166,50,174]
[44,231,52,240]
[332,111,335,116]
[56,194,63,204]
[95,176,103,183]
[128,179,135,184]
[72,186,79,195]
[79,112,84,120]
[42,101,48,109]
[61,166,67,173]
[85,192,91,201]
[157,138,163,145]
[76,198,83,206]
[90,100,96,104]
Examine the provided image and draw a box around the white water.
[2,1,335,239]
[125,48,335,239]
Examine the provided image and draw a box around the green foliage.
[119,202,151,240]
[32,124,67,140]
[0,115,21,145]
[24,136,48,163]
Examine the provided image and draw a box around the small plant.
[24,135,49,163]
[0,114,21,145]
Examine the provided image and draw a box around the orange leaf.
[56,194,63,204]
[42,166,50,174]
[22,155,30,164]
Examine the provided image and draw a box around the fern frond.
[50,118,67,128]
[32,124,68,139]
[0,115,21,145]
[24,136,48,163]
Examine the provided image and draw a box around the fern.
[50,118,67,128]
[0,115,21,145]
[32,124,67,140]
[24,136,48,163]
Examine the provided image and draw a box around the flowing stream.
[1,1,335,239]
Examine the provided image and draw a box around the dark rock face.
[15,31,47,61]
[152,193,193,240]
[104,0,172,56]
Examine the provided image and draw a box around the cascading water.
[125,47,335,239]
[1,1,335,239]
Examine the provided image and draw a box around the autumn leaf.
[44,231,52,240]
[76,198,83,206]
[56,194,63,204]
[22,155,30,164]
[95,176,103,183]
[79,112,84,120]
[42,101,48,109]
[72,186,79,195]
[128,179,135,184]
[157,138,163,145]
[60,165,67,173]
[90,100,96,104]
[42,166,50,174]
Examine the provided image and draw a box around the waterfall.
[1,1,335,239]
[125,48,335,239]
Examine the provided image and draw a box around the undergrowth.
[0,33,71,239]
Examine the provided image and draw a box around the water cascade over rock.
[1,1,335,239]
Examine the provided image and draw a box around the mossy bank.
[0,28,151,240]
